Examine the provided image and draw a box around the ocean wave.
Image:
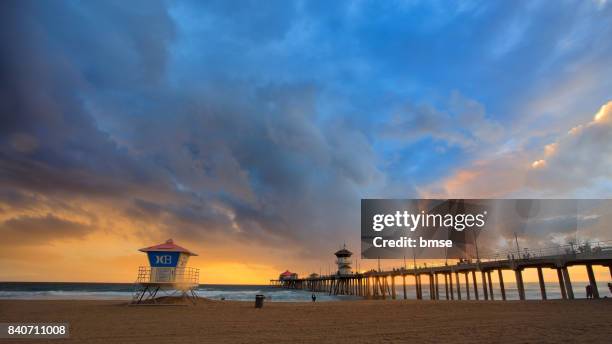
[1,282,607,301]
[0,286,356,302]
[0,290,134,300]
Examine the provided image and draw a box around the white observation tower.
[335,244,353,275]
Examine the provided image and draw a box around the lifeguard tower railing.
[135,266,199,286]
[131,266,200,305]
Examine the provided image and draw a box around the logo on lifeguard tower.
[147,251,179,267]
[155,255,172,265]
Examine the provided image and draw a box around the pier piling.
[465,272,471,300]
[455,272,461,300]
[481,271,488,300]
[556,268,567,299]
[444,273,449,300]
[586,264,599,299]
[498,269,506,300]
[487,271,494,300]
[515,269,526,300]
[562,267,574,299]
[537,267,547,300]
[472,271,479,300]
[434,273,440,300]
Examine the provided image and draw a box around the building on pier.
[279,270,298,281]
[335,245,353,275]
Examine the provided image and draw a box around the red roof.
[280,270,294,276]
[139,239,198,256]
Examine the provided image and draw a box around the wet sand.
[1,298,611,343]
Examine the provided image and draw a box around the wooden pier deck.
[271,241,612,301]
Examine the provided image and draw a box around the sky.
[1,0,611,284]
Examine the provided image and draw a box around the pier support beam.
[429,274,435,300]
[381,277,387,300]
[359,277,363,296]
[435,274,440,300]
[464,273,471,300]
[419,275,424,300]
[415,275,422,300]
[362,277,365,296]
[537,267,547,300]
[402,275,407,300]
[449,273,454,300]
[391,276,396,300]
[556,268,567,299]
[444,273,449,300]
[586,264,599,299]
[373,277,378,297]
[487,271,494,300]
[498,269,506,301]
[562,267,574,299]
[455,272,461,300]
[472,271,479,300]
[515,269,525,300]
[481,271,489,300]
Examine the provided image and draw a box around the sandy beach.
[1,298,611,343]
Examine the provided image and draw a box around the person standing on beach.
[312,293,317,302]
[586,285,593,299]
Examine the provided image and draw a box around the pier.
[271,241,612,300]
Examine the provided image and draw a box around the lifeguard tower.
[131,239,200,304]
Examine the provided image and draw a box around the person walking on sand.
[586,285,592,299]
[311,293,316,302]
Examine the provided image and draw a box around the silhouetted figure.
[608,282,612,295]
[311,293,316,302]
[586,285,593,299]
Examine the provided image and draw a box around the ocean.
[0,283,358,302]
[1,281,610,301]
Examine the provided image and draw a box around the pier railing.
[480,240,612,261]
[135,266,200,285]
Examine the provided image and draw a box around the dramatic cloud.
[383,92,504,150]
[419,98,612,264]
[423,101,612,199]
[0,0,611,282]
[0,214,92,246]
[527,101,612,191]
[0,1,385,264]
